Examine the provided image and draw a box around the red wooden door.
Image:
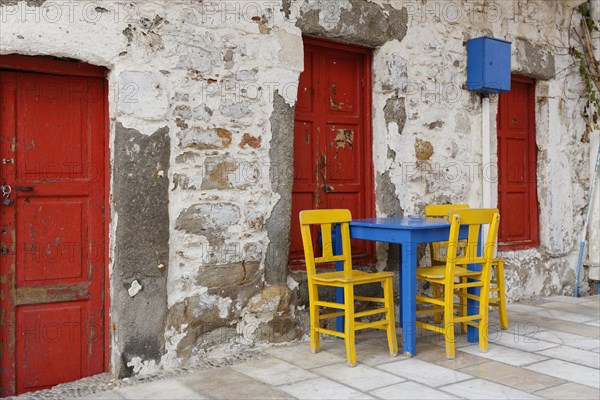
[289,38,374,268]
[497,75,539,249]
[0,58,107,396]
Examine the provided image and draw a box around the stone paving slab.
[377,358,473,387]
[265,344,345,369]
[230,357,318,386]
[312,362,404,391]
[532,328,600,350]
[277,377,374,400]
[176,367,293,400]
[525,359,600,389]
[439,378,542,399]
[370,381,458,399]
[114,379,206,399]
[537,344,600,368]
[459,360,564,393]
[414,342,489,370]
[534,382,600,399]
[459,342,549,366]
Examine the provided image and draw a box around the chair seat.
[416,265,481,280]
[313,270,394,284]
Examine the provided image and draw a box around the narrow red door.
[0,57,107,396]
[497,75,539,249]
[289,38,374,268]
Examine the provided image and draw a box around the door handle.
[15,186,34,192]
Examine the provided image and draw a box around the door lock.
[1,185,12,206]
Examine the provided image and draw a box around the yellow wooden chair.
[299,209,398,366]
[416,208,500,359]
[425,204,470,265]
[425,204,470,324]
[425,204,508,330]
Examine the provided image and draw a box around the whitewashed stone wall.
[0,0,595,376]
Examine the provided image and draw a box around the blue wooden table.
[335,216,474,357]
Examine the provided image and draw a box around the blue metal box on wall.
[467,37,512,93]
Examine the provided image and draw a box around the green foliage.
[575,3,600,118]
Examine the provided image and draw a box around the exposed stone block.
[294,0,408,47]
[415,139,434,161]
[200,155,259,190]
[176,203,241,235]
[178,127,232,150]
[114,123,170,377]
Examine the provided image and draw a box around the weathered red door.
[289,38,374,268]
[0,56,107,396]
[497,75,539,249]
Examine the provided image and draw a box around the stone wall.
[0,0,595,376]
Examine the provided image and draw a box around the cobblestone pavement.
[7,295,600,399]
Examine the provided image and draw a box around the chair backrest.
[425,204,470,262]
[425,203,470,218]
[299,209,353,278]
[446,208,500,267]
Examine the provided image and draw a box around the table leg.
[467,262,482,343]
[467,231,484,343]
[397,243,403,323]
[401,242,417,357]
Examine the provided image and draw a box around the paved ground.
[14,295,600,399]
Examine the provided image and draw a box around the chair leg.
[443,282,455,359]
[459,276,468,334]
[384,278,398,357]
[309,283,320,354]
[432,284,442,324]
[496,261,508,330]
[344,284,356,367]
[478,264,491,353]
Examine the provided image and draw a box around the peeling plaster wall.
[0,0,303,375]
[0,0,594,376]
[367,0,590,300]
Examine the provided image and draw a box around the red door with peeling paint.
[0,56,107,396]
[497,75,539,249]
[289,38,375,268]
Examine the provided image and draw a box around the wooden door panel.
[296,50,315,114]
[324,53,360,116]
[18,198,85,283]
[17,303,84,392]
[293,121,316,186]
[502,191,528,240]
[0,60,106,396]
[326,124,360,183]
[16,74,89,181]
[505,138,527,184]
